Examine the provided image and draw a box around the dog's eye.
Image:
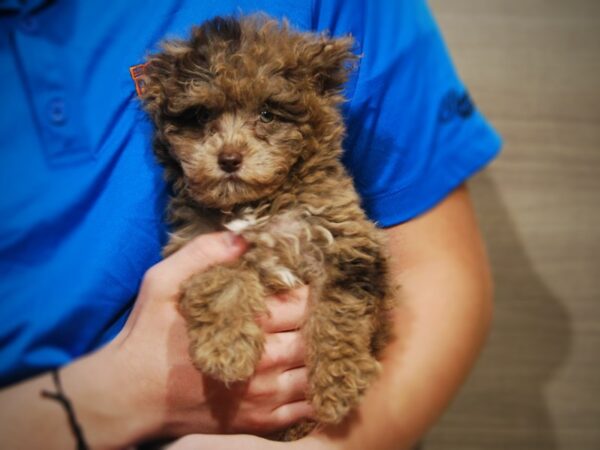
[173,108,198,126]
[259,108,274,123]
[196,108,213,123]
[169,107,213,128]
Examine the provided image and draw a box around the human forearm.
[311,263,491,450]
[296,185,493,450]
[0,345,153,450]
[0,372,81,450]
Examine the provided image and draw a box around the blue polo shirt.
[0,0,501,386]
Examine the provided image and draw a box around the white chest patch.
[274,266,300,288]
[224,215,259,233]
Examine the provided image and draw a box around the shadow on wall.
[426,173,573,450]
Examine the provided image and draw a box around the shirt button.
[49,99,67,126]
[19,16,38,33]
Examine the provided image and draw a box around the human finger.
[271,400,314,429]
[257,330,305,371]
[142,231,247,298]
[276,367,309,403]
[258,285,310,333]
[247,366,309,406]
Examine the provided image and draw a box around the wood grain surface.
[424,1,600,449]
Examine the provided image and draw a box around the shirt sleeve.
[312,0,502,227]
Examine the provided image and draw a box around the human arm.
[296,184,493,449]
[0,232,312,450]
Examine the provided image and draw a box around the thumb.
[144,231,247,298]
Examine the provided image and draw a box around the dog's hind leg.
[304,286,381,424]
[179,263,267,384]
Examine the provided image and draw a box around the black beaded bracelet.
[41,369,90,450]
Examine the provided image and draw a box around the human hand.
[166,433,287,450]
[60,232,311,448]
[165,431,342,450]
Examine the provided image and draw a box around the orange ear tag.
[129,63,148,97]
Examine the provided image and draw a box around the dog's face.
[142,17,354,209]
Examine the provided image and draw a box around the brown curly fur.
[141,16,394,440]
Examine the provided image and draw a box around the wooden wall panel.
[424,1,600,449]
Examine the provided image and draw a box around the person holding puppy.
[0,0,500,449]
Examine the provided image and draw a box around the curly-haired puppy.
[141,16,394,439]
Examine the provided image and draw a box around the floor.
[424,1,600,449]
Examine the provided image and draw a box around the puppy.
[141,16,394,439]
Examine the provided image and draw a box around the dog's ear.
[139,44,192,171]
[141,18,240,121]
[139,49,180,123]
[298,35,357,95]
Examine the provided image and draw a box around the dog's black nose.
[218,151,243,173]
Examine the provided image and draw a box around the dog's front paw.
[310,355,380,424]
[180,265,267,384]
[188,320,265,384]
